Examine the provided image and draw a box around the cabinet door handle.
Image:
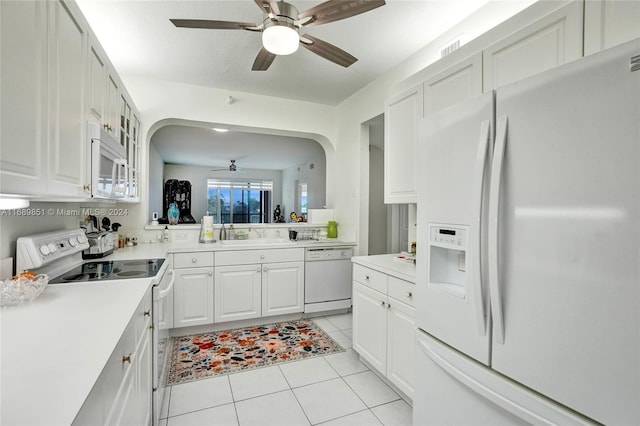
[122,354,131,364]
[208,271,213,276]
[406,291,413,298]
[256,267,261,273]
[365,275,370,281]
[263,267,268,272]
[192,258,197,263]
[143,310,150,317]
[387,303,391,309]
[380,300,385,306]
[260,254,265,260]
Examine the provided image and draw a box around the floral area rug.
[167,319,344,385]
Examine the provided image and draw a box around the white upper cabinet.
[0,0,48,196]
[1,0,140,201]
[384,85,423,204]
[47,0,90,198]
[584,0,640,56]
[483,1,584,90]
[423,52,483,116]
[0,0,91,199]
[105,74,121,140]
[88,38,107,125]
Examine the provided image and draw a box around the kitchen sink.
[220,238,296,246]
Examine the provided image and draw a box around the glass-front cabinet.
[120,95,140,200]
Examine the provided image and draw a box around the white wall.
[368,145,387,255]
[282,151,327,217]
[148,142,164,219]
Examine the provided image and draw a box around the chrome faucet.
[250,226,266,238]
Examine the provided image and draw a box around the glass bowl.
[1,274,49,306]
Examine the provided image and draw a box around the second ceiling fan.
[170,0,386,71]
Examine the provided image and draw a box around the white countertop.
[351,254,416,283]
[1,278,153,425]
[110,239,356,256]
[1,238,356,425]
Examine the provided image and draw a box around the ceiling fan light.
[262,24,299,55]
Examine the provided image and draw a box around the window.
[207,180,272,224]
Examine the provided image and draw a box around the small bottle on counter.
[162,226,170,243]
[228,224,235,240]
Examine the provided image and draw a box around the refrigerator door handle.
[472,119,491,336]
[489,115,508,344]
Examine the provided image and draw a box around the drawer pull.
[143,310,151,317]
[256,267,261,273]
[406,291,413,298]
[365,275,370,280]
[380,300,385,306]
[209,271,213,276]
[122,354,131,364]
[261,254,265,260]
[387,303,391,309]
[191,258,197,263]
[263,267,268,272]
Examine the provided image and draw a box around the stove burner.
[123,260,157,266]
[50,258,165,284]
[63,272,107,282]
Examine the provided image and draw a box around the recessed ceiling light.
[213,128,229,133]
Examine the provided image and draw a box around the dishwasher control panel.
[305,247,353,261]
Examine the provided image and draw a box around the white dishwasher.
[304,247,353,313]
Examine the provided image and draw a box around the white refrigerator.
[414,38,640,425]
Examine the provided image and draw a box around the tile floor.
[159,313,413,426]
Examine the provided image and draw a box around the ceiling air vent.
[441,38,461,58]
[630,54,640,72]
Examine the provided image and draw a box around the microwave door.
[112,159,128,197]
[91,140,127,199]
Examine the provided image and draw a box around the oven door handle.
[159,269,175,299]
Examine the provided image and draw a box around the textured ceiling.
[76,0,490,106]
[151,125,325,170]
[76,0,490,169]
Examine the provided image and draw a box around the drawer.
[216,248,304,266]
[101,318,135,409]
[388,276,415,307]
[132,288,152,344]
[353,264,387,294]
[174,252,214,268]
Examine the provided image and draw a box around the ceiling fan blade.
[254,0,280,16]
[170,19,256,30]
[298,0,385,27]
[300,34,357,68]
[252,47,277,71]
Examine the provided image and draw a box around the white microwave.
[88,122,128,200]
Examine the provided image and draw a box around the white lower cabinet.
[173,261,214,327]
[262,261,305,317]
[173,252,215,328]
[73,288,152,425]
[215,264,262,322]
[352,264,415,400]
[215,248,305,322]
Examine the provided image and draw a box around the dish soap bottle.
[162,226,170,242]
[327,221,338,238]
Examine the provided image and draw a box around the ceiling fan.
[170,0,386,71]
[211,160,246,173]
